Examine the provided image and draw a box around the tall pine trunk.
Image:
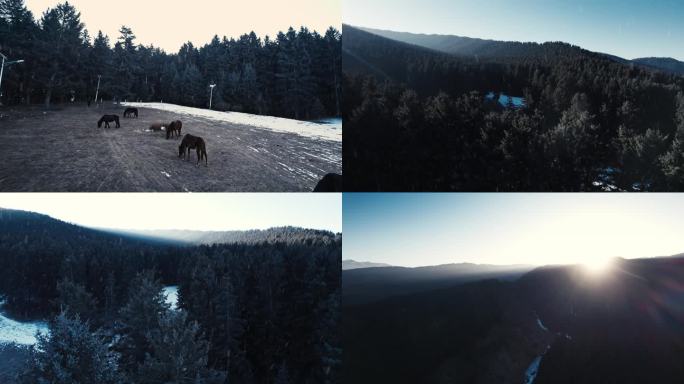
[44,72,56,109]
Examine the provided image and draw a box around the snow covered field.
[122,102,342,142]
[0,300,48,345]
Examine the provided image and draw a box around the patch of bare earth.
[0,105,341,192]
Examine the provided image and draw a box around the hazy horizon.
[25,0,341,52]
[344,194,684,268]
[344,0,684,61]
[0,193,341,232]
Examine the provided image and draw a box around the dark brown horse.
[123,107,138,118]
[166,120,183,139]
[149,122,165,132]
[97,115,120,128]
[179,134,208,166]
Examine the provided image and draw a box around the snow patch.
[163,286,179,310]
[0,300,48,345]
[161,171,171,178]
[523,356,543,384]
[536,317,548,332]
[122,102,341,142]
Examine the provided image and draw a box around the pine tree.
[21,311,123,384]
[138,310,210,384]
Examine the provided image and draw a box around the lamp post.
[209,83,216,110]
[94,75,101,105]
[0,52,25,101]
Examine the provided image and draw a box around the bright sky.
[0,193,341,232]
[344,0,684,61]
[344,194,684,268]
[25,0,341,52]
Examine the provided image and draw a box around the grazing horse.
[179,134,208,166]
[97,115,120,128]
[313,173,342,192]
[149,122,165,132]
[123,107,138,118]
[166,120,183,139]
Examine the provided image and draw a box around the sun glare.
[582,257,614,274]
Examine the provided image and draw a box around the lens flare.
[582,257,613,274]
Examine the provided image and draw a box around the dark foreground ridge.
[343,255,684,384]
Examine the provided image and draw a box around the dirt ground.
[0,105,341,192]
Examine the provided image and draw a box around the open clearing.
[0,104,341,192]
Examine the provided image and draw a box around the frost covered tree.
[138,310,210,383]
[21,311,123,384]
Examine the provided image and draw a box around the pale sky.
[0,193,341,232]
[25,0,341,52]
[344,194,684,268]
[344,0,684,61]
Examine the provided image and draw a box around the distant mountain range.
[353,25,684,76]
[342,260,392,270]
[107,227,339,245]
[0,208,339,247]
[344,262,533,305]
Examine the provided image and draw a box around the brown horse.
[166,120,183,139]
[97,115,120,128]
[149,122,165,132]
[179,134,208,166]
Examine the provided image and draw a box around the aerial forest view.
[0,0,342,191]
[342,193,684,384]
[0,195,341,384]
[343,0,684,191]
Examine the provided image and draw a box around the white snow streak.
[122,102,341,142]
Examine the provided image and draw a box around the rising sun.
[582,257,614,274]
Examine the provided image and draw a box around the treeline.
[0,0,341,120]
[0,209,341,383]
[343,26,684,191]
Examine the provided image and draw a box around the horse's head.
[179,144,185,158]
[97,119,102,128]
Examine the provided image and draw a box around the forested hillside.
[0,209,341,384]
[343,25,684,191]
[0,0,341,120]
[343,256,684,384]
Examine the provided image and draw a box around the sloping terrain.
[343,256,684,384]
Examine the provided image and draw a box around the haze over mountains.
[355,25,684,75]
[342,259,392,270]
[343,254,684,384]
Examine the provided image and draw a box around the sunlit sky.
[25,0,341,52]
[0,193,341,232]
[344,0,684,61]
[344,194,684,268]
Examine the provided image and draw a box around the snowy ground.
[163,286,179,310]
[122,103,342,142]
[486,92,526,108]
[0,300,48,345]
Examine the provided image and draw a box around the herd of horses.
[96,107,340,190]
[97,107,208,167]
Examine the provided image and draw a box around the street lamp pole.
[209,83,216,110]
[94,75,101,105]
[0,52,25,101]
